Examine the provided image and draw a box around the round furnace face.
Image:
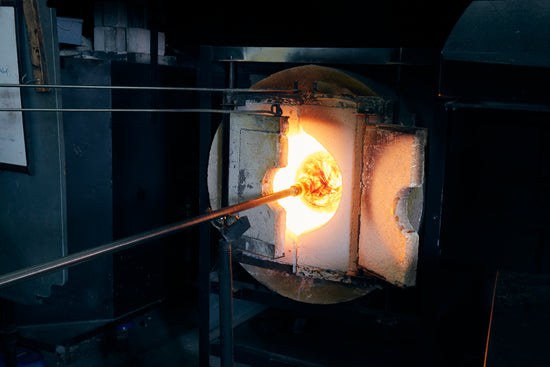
[208,65,425,304]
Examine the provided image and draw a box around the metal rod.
[198,51,213,367]
[0,83,299,93]
[0,186,301,290]
[220,60,236,367]
[0,108,279,114]
[219,238,234,367]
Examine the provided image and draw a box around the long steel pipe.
[0,83,298,93]
[0,108,278,114]
[0,186,301,289]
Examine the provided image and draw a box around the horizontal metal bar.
[211,46,396,64]
[0,108,278,115]
[0,83,299,93]
[235,251,294,274]
[0,186,301,290]
[209,46,439,66]
[445,100,550,113]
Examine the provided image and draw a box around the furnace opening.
[271,130,343,235]
[296,151,342,213]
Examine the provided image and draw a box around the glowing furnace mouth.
[271,131,343,235]
[296,151,342,213]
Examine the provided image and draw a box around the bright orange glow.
[296,151,342,213]
[272,130,342,235]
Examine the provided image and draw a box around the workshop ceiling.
[48,0,473,49]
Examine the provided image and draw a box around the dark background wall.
[14,58,201,324]
[2,1,549,365]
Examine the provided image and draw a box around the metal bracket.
[214,215,251,243]
[270,104,283,116]
[214,214,250,367]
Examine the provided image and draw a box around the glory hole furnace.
[208,65,426,304]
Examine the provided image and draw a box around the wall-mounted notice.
[0,6,28,170]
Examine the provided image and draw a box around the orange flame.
[272,130,343,235]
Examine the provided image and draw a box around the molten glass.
[296,151,342,213]
[271,130,343,235]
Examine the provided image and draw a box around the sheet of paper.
[0,6,27,168]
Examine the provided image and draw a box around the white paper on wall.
[0,6,27,169]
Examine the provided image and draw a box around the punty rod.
[0,107,279,115]
[0,83,299,93]
[0,185,302,289]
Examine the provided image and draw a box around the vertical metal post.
[393,47,403,124]
[218,239,234,367]
[148,0,159,126]
[198,53,236,367]
[198,47,213,367]
[417,102,449,366]
[219,59,235,367]
[0,299,17,367]
[221,60,235,208]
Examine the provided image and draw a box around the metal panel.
[110,61,168,316]
[208,114,283,258]
[442,0,550,68]
[14,58,115,324]
[0,3,66,304]
[358,126,426,287]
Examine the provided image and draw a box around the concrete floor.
[12,295,406,367]
[7,270,550,367]
[22,297,418,367]
[15,294,262,367]
[22,303,204,366]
